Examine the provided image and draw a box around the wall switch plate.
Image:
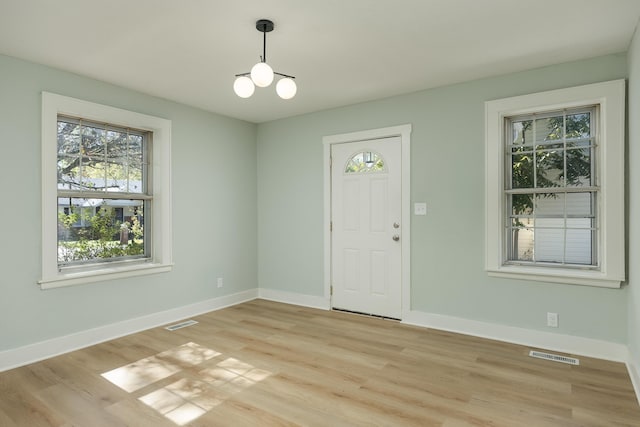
[217,277,223,288]
[414,202,427,215]
[547,312,558,328]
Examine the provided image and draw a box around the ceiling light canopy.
[233,19,297,100]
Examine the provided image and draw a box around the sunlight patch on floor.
[138,357,272,425]
[158,341,220,366]
[101,341,271,426]
[101,342,219,393]
[101,355,183,393]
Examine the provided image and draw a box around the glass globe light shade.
[233,76,255,98]
[276,77,297,99]
[250,62,274,87]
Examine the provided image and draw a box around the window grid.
[56,115,151,268]
[504,107,598,268]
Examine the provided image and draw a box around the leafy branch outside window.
[511,114,592,212]
[57,205,144,263]
[509,111,593,263]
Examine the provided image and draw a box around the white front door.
[331,137,402,319]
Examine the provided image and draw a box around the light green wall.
[0,54,258,351]
[257,53,629,343]
[627,25,640,364]
[1,48,633,353]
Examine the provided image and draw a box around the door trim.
[323,124,412,317]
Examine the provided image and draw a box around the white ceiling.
[1,0,639,123]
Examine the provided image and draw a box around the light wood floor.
[1,299,639,426]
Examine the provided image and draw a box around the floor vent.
[164,320,198,331]
[529,350,579,365]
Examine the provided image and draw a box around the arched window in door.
[344,151,385,173]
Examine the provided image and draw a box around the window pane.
[511,193,533,216]
[565,147,592,187]
[533,222,564,263]
[565,228,593,265]
[511,119,533,146]
[57,120,81,189]
[509,225,534,261]
[535,116,563,145]
[566,192,594,216]
[565,112,590,140]
[535,149,564,187]
[511,153,534,188]
[81,123,107,191]
[57,199,145,264]
[534,193,564,216]
[106,129,128,192]
[128,134,144,192]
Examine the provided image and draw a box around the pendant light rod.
[262,27,266,62]
[256,19,274,63]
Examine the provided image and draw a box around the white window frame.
[40,92,173,289]
[485,80,625,288]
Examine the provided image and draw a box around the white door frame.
[323,124,412,317]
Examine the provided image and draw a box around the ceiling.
[1,1,640,123]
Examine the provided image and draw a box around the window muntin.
[345,151,385,173]
[56,116,151,268]
[505,107,598,267]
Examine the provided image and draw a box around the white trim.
[403,309,628,362]
[323,124,412,317]
[0,289,258,372]
[485,80,625,288]
[41,92,173,289]
[39,263,174,289]
[258,288,330,310]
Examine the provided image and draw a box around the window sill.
[38,262,173,290]
[487,265,622,288]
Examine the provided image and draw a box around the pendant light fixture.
[233,19,297,99]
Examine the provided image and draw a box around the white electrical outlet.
[217,277,223,288]
[547,312,558,328]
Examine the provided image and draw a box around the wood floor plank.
[0,299,638,426]
[0,407,17,427]
[105,399,176,427]
[35,383,125,427]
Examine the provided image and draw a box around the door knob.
[393,222,400,228]
[392,235,400,241]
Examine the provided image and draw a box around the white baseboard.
[627,353,640,406]
[402,309,629,363]
[0,288,258,372]
[258,288,330,310]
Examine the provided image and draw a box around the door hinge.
[330,285,333,296]
[330,221,333,232]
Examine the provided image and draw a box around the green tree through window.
[507,108,596,265]
[56,116,149,265]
